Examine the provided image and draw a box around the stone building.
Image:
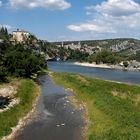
[12,29,30,42]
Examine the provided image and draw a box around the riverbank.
[0,78,39,140]
[74,62,140,71]
[51,72,140,140]
[74,62,112,69]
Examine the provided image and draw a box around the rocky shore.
[0,85,20,113]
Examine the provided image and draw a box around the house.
[12,29,30,42]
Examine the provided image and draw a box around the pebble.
[61,123,65,126]
[56,123,65,127]
[56,125,60,127]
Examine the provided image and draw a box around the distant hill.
[52,38,140,56]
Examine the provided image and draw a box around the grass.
[51,72,140,140]
[0,79,39,139]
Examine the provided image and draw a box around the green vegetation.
[0,79,39,139]
[88,50,121,64]
[52,73,140,140]
[0,27,44,138]
[0,27,9,41]
[135,51,140,62]
[41,42,89,61]
[123,61,129,68]
[67,48,89,62]
[4,44,45,77]
[52,38,140,63]
[0,41,46,81]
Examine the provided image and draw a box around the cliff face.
[53,38,140,55]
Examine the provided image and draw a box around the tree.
[123,61,129,68]
[0,42,9,81]
[135,51,140,62]
[4,44,45,77]
[88,49,121,64]
[0,27,9,41]
[0,66,7,82]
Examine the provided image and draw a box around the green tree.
[0,27,9,41]
[88,49,121,64]
[4,44,45,77]
[0,42,9,81]
[135,51,140,62]
[123,61,129,68]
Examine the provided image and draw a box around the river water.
[48,62,140,85]
[15,61,140,140]
[15,75,85,140]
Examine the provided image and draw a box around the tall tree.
[0,27,9,41]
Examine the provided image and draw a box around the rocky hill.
[53,38,140,56]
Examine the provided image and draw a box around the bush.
[0,66,7,82]
[123,61,129,68]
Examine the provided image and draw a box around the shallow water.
[15,62,140,140]
[15,75,84,140]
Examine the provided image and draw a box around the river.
[15,61,140,140]
[48,61,140,85]
[15,75,85,140]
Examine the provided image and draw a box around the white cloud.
[0,1,2,6]
[9,0,71,10]
[68,23,115,33]
[67,0,140,38]
[86,0,140,17]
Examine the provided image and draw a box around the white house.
[12,29,30,42]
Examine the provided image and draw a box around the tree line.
[88,49,122,64]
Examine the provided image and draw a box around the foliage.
[4,44,45,77]
[0,66,7,82]
[135,51,140,62]
[40,42,89,61]
[0,27,9,41]
[67,48,89,61]
[52,73,140,140]
[88,50,121,64]
[123,61,129,68]
[0,27,46,81]
[0,42,9,81]
[52,38,140,63]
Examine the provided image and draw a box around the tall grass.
[51,73,140,140]
[0,79,39,139]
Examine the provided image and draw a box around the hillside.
[53,38,140,55]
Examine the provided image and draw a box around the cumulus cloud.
[68,23,115,33]
[86,0,140,17]
[9,0,71,10]
[67,0,140,36]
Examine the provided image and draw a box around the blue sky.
[0,0,140,41]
